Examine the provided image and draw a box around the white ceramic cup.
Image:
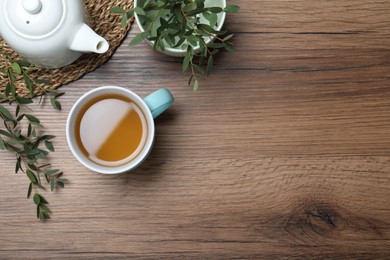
[66,86,174,174]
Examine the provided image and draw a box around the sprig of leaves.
[1,53,66,220]
[0,103,67,220]
[0,56,63,110]
[110,0,239,90]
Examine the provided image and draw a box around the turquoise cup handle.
[144,88,174,118]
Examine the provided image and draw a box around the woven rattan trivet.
[0,0,134,98]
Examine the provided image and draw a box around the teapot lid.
[4,0,65,39]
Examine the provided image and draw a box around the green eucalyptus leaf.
[57,180,65,188]
[183,2,197,13]
[42,211,50,220]
[7,69,16,81]
[173,6,184,23]
[45,141,55,152]
[186,35,198,47]
[222,34,234,42]
[180,17,187,34]
[53,91,65,99]
[109,6,126,13]
[164,35,175,46]
[224,5,240,13]
[15,156,21,173]
[143,0,152,8]
[28,163,38,172]
[134,7,146,15]
[211,49,220,55]
[5,143,21,153]
[28,158,37,166]
[159,8,171,18]
[26,170,38,184]
[16,113,24,121]
[200,41,207,57]
[130,31,148,46]
[45,169,60,175]
[25,114,40,124]
[223,42,236,52]
[208,7,223,13]
[5,82,11,97]
[37,149,49,159]
[0,105,14,121]
[203,12,218,27]
[27,123,32,137]
[23,73,34,97]
[10,82,16,98]
[193,79,199,91]
[16,60,30,67]
[182,51,191,72]
[50,97,61,111]
[11,62,22,75]
[181,43,189,50]
[126,9,134,18]
[50,178,55,192]
[15,129,21,138]
[15,105,20,117]
[39,195,48,204]
[27,183,32,198]
[0,137,5,150]
[173,37,186,48]
[38,209,46,220]
[33,193,41,205]
[16,96,33,104]
[197,23,221,34]
[39,203,51,213]
[0,93,8,101]
[120,13,128,28]
[57,178,67,188]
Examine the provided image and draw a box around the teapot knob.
[22,0,42,14]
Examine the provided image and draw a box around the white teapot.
[0,0,110,68]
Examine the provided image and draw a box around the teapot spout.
[70,24,109,54]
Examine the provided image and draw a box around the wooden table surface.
[1,0,390,258]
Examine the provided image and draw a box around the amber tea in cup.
[74,94,148,167]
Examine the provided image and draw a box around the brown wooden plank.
[0,0,389,258]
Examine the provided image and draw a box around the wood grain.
[1,0,390,258]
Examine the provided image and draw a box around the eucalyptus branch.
[0,103,67,220]
[0,53,63,110]
[110,0,240,90]
[0,52,66,220]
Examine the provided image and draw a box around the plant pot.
[134,0,227,57]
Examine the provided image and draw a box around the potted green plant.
[110,0,239,90]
